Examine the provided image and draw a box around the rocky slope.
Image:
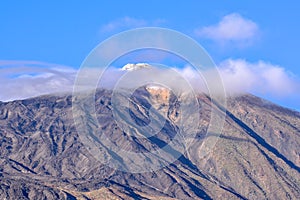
[0,87,299,199]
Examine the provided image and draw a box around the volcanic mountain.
[0,86,299,199]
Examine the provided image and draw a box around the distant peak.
[121,63,151,71]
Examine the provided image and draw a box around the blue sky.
[0,1,300,110]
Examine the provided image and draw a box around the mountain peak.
[121,63,151,71]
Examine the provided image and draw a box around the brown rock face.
[0,88,299,199]
[145,85,171,117]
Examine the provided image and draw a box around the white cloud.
[0,61,77,101]
[218,59,299,97]
[96,61,299,99]
[100,17,166,32]
[195,13,259,46]
[1,60,298,108]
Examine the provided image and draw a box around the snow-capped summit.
[121,63,151,71]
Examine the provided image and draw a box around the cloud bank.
[218,59,299,97]
[195,13,259,46]
[0,61,77,101]
[0,60,299,110]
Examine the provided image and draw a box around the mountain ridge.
[0,89,299,199]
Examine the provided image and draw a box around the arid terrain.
[0,87,299,199]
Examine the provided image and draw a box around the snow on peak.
[121,63,151,71]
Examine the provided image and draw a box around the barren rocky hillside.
[0,88,299,199]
